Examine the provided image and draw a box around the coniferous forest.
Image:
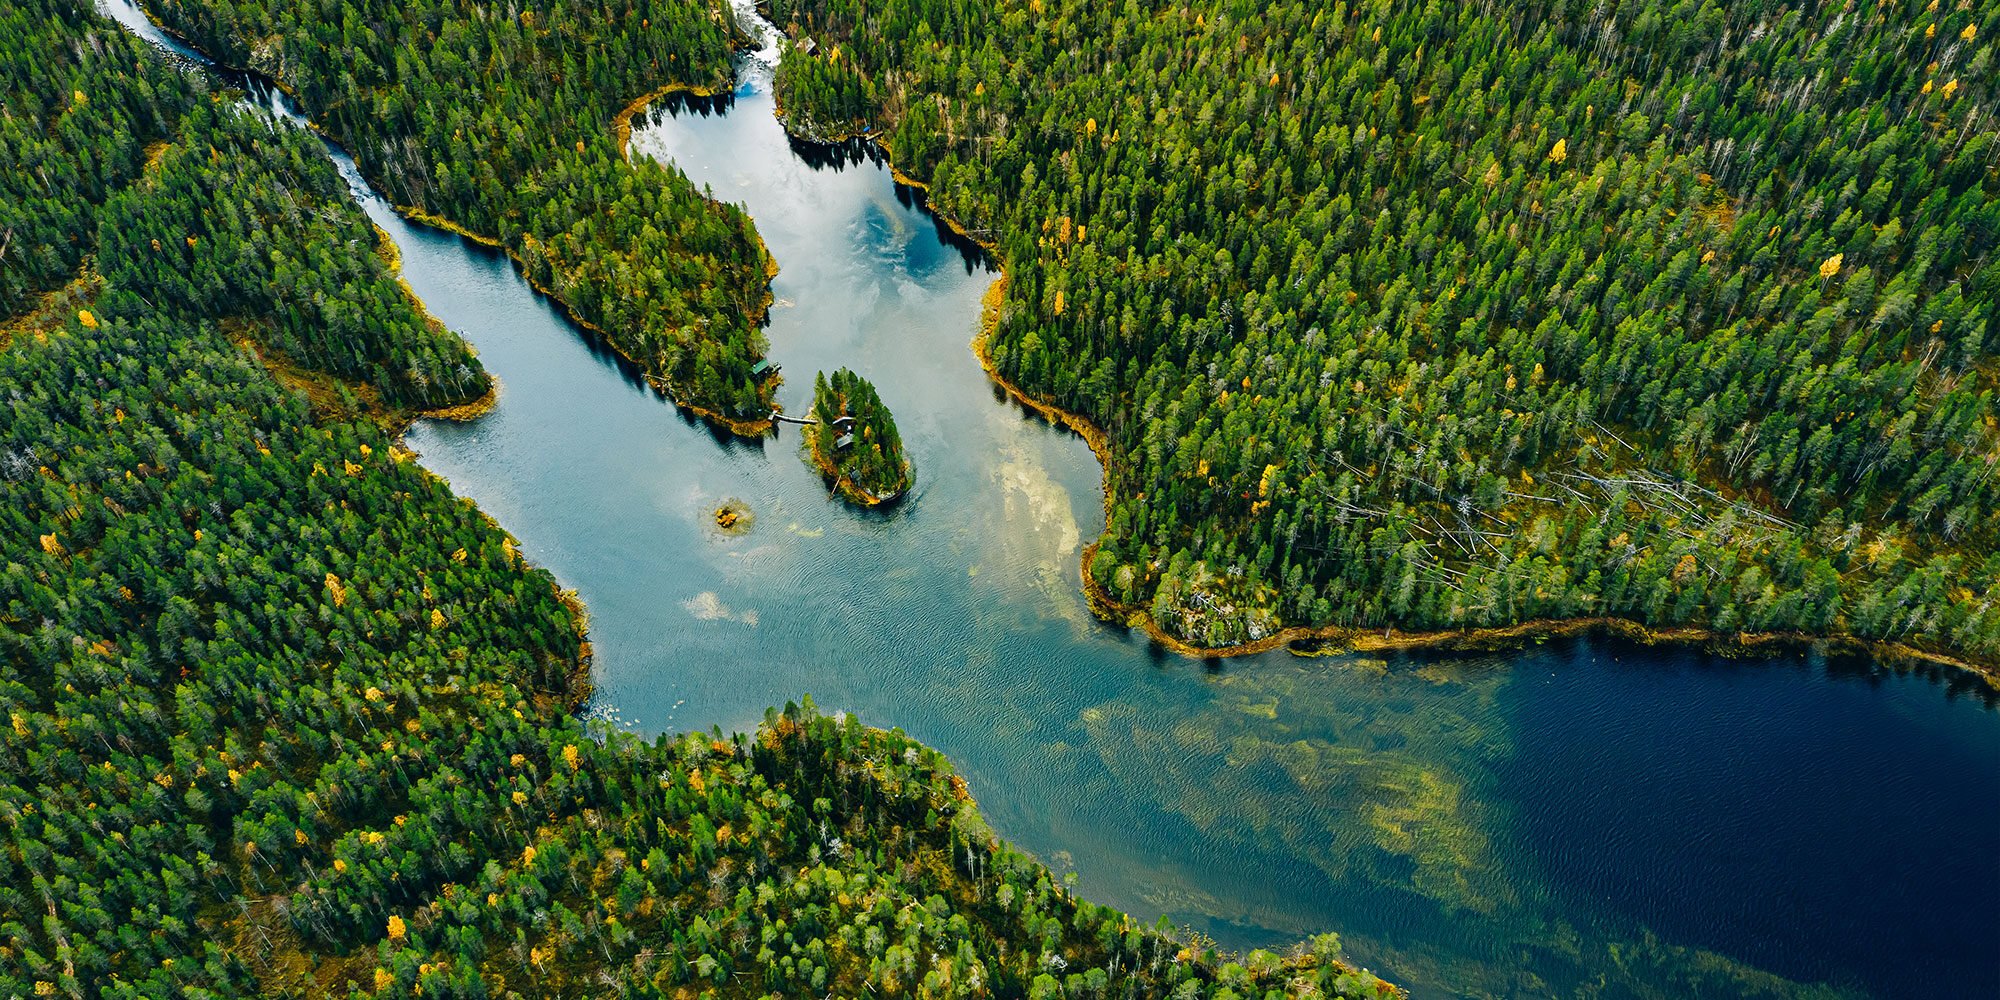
[0,2,1400,997]
[10,0,2000,993]
[146,0,783,427]
[772,0,2000,659]
[808,368,915,504]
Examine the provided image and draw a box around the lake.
[102,2,2000,995]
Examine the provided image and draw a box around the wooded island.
[805,368,914,505]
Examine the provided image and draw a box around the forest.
[143,0,783,428]
[808,368,915,504]
[1,2,1401,997]
[771,0,2000,659]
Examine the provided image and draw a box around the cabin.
[751,359,780,380]
[833,432,855,451]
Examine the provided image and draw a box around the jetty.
[768,411,859,430]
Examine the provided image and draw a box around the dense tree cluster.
[0,0,191,314]
[808,367,914,503]
[0,303,583,995]
[147,0,783,424]
[3,0,486,412]
[98,104,489,410]
[772,0,2000,657]
[2,5,1400,997]
[776,40,882,143]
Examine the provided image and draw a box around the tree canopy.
[808,367,914,503]
[773,0,2000,658]
[1,4,1400,997]
[149,0,783,426]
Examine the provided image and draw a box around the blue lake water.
[103,2,2000,994]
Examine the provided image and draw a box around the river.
[100,1,2000,996]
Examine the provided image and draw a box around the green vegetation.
[2,4,1401,997]
[146,0,782,427]
[106,109,490,413]
[808,367,915,504]
[771,0,2000,661]
[3,0,488,413]
[0,1,187,315]
[776,37,881,143]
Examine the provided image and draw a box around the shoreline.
[413,380,499,424]
[804,430,905,507]
[554,584,595,712]
[138,0,782,441]
[373,213,588,715]
[387,207,779,439]
[611,80,723,157]
[1077,539,2000,687]
[807,94,2000,692]
[372,222,501,425]
[392,191,780,439]
[975,279,1999,688]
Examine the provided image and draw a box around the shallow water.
[102,2,2000,995]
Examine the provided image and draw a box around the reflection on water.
[352,49,2000,1000]
[104,0,1995,993]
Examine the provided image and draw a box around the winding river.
[102,2,2000,996]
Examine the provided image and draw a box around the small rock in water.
[712,498,754,534]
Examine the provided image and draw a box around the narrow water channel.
[101,2,2000,996]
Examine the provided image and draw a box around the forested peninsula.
[0,2,1401,997]
[144,0,783,431]
[772,0,2000,668]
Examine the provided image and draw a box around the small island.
[805,368,911,506]
[712,497,754,534]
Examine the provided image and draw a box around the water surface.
[103,3,2000,996]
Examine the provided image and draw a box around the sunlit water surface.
[102,3,2000,996]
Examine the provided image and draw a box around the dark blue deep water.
[1501,648,2000,997]
[105,2,2000,995]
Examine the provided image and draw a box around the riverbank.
[131,0,780,440]
[611,80,724,156]
[1075,535,1997,687]
[396,192,780,440]
[504,227,778,439]
[368,222,502,423]
[809,92,2000,693]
